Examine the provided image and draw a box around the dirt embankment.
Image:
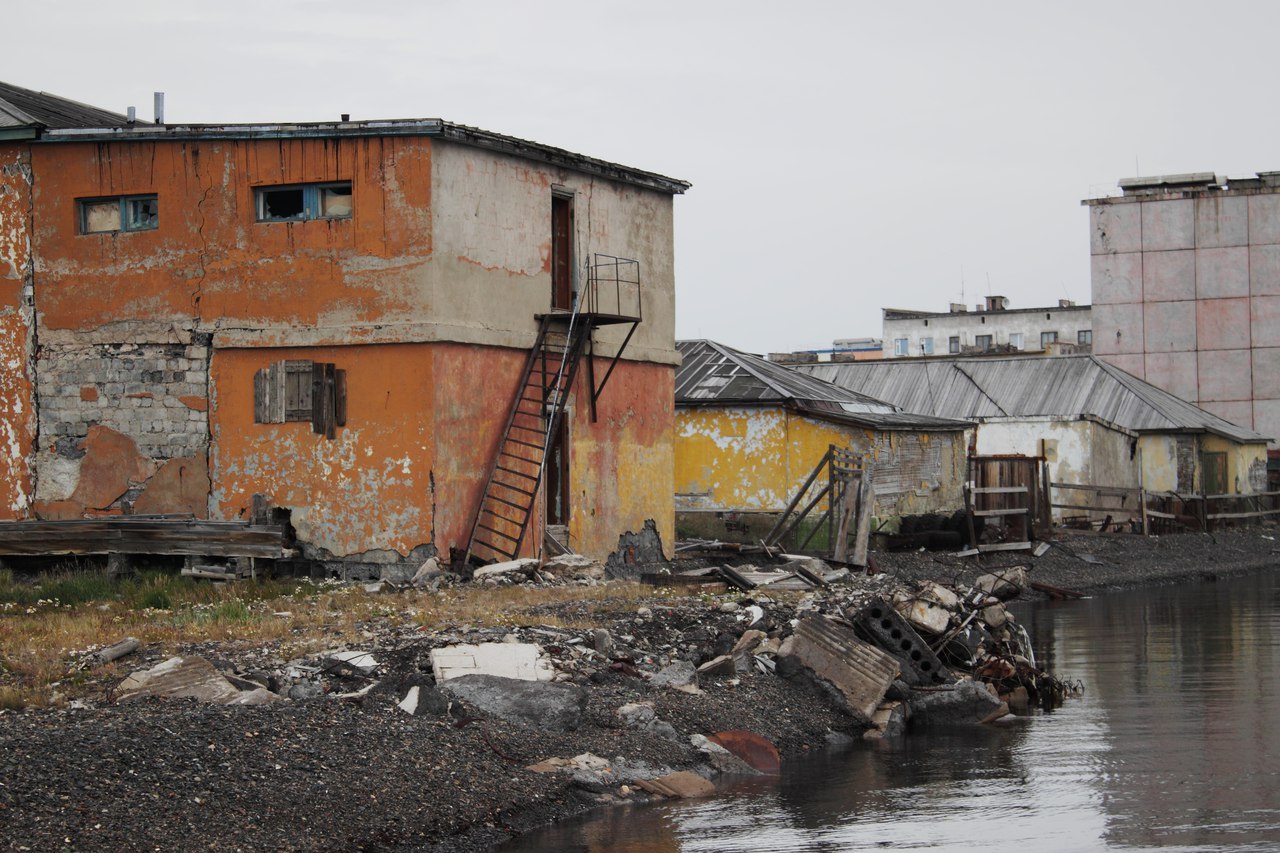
[1,529,1276,851]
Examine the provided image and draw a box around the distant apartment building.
[882,297,1092,359]
[1085,171,1280,448]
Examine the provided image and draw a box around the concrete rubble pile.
[103,552,1072,803]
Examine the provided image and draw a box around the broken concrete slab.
[635,771,715,799]
[615,702,656,729]
[543,554,603,580]
[116,656,283,705]
[472,558,539,581]
[975,567,1030,601]
[438,674,586,731]
[778,615,900,725]
[981,603,1010,629]
[326,650,380,675]
[895,594,951,636]
[908,679,1005,725]
[592,628,614,656]
[918,582,960,610]
[430,642,553,683]
[696,655,737,679]
[863,700,908,740]
[410,556,443,588]
[731,629,767,672]
[649,660,699,692]
[849,599,952,686]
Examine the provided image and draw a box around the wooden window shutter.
[334,369,347,427]
[311,362,340,439]
[254,362,287,424]
[284,360,314,421]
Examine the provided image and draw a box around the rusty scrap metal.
[707,730,780,775]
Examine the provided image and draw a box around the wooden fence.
[1049,482,1280,534]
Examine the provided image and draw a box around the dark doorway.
[545,418,570,526]
[551,194,573,310]
[1201,451,1228,495]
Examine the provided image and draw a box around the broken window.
[79,195,159,234]
[254,360,347,439]
[255,182,352,222]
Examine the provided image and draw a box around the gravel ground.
[2,527,1277,851]
[873,527,1280,594]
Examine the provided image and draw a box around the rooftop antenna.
[960,265,965,307]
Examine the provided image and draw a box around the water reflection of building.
[1040,575,1280,848]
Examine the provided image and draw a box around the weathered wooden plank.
[0,518,288,559]
[1051,483,1141,497]
[1206,508,1280,520]
[1051,502,1139,513]
[976,542,1033,553]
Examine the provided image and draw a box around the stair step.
[477,523,520,542]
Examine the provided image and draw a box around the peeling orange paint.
[211,343,436,558]
[567,360,675,559]
[0,145,36,519]
[30,136,434,333]
[178,395,208,411]
[209,340,673,561]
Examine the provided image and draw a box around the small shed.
[675,340,972,542]
[796,354,1271,503]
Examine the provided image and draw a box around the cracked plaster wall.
[0,145,36,519]
[24,134,679,556]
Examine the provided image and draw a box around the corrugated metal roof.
[0,81,128,130]
[795,354,1268,443]
[676,340,970,431]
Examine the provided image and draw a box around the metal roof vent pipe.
[126,106,136,123]
[154,92,165,125]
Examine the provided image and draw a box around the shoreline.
[1,528,1276,851]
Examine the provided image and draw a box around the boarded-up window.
[254,360,347,438]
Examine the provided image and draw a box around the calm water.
[503,569,1280,852]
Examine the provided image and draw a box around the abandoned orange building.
[0,81,689,576]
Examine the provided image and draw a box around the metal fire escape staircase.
[464,255,642,565]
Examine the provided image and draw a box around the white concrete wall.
[1088,186,1280,446]
[430,142,678,366]
[882,308,1092,358]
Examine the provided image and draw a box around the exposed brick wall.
[36,341,209,460]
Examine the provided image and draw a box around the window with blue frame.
[79,195,158,234]
[255,182,352,222]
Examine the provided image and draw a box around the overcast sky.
[6,1,1279,353]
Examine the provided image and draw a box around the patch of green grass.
[173,598,258,627]
[0,566,116,607]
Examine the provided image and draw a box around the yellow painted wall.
[675,406,860,512]
[675,405,964,516]
[1201,434,1269,494]
[1139,435,1179,493]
